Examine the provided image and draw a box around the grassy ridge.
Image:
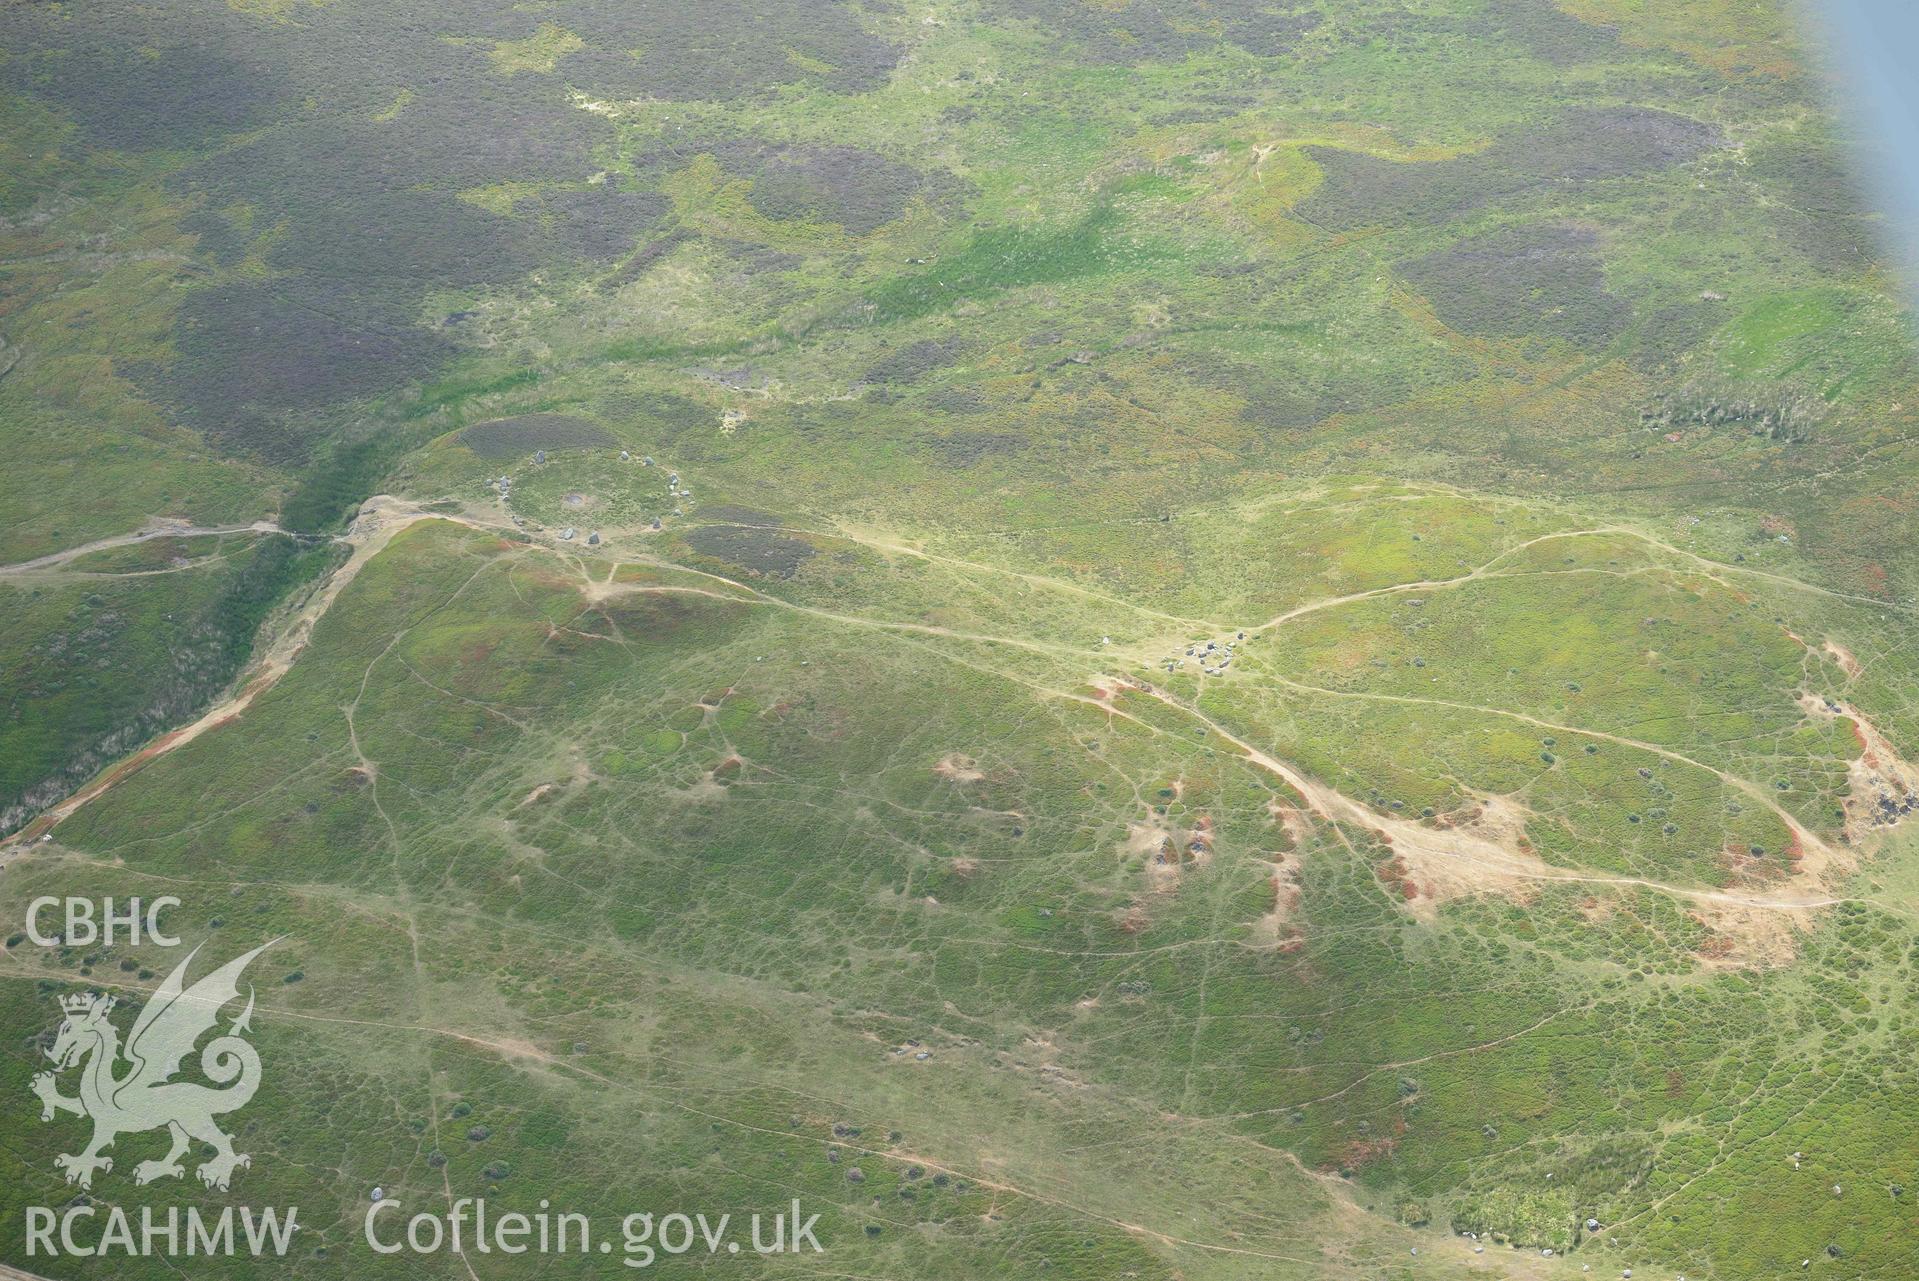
[2,0,1918,1277]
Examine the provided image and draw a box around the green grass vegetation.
[3,0,1919,1277]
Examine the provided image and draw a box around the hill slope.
[3,1,1918,1277]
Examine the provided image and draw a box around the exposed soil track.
[1,498,446,850]
[1109,679,1849,953]
[0,517,290,578]
[0,490,1890,966]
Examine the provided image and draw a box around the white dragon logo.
[29,942,274,1191]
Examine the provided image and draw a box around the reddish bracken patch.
[1327,1136,1400,1172]
[1719,841,1785,882]
[1697,935,1736,961]
[1271,875,1302,915]
[1376,854,1422,900]
[1783,831,1805,866]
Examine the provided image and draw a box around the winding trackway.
[0,518,290,578]
[0,496,1877,924]
[0,498,439,850]
[1252,672,1839,867]
[0,955,1395,1280]
[1106,680,1849,917]
[0,493,1887,1281]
